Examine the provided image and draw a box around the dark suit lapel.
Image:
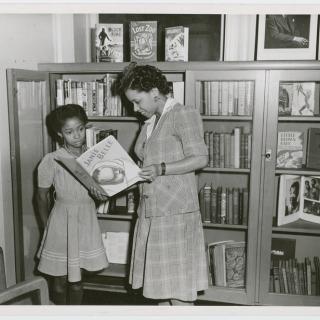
[275,15,292,34]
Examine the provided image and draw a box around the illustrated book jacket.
[57,135,143,197]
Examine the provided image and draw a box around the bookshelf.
[259,68,320,305]
[7,61,320,305]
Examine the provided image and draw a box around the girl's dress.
[37,147,108,282]
[129,99,208,301]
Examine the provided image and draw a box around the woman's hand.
[139,164,161,183]
[90,186,109,201]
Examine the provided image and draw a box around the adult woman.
[118,63,208,305]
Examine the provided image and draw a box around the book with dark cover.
[278,82,293,116]
[130,21,157,62]
[271,238,296,263]
[95,24,123,63]
[306,128,320,170]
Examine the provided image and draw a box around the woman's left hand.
[90,186,109,201]
[139,164,161,183]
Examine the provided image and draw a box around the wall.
[0,14,75,284]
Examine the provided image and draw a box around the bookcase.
[7,61,320,306]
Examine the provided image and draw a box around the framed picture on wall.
[256,15,318,60]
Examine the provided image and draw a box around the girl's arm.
[36,187,51,229]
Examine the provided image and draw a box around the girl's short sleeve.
[173,106,208,157]
[38,153,54,188]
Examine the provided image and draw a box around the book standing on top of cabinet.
[164,26,189,62]
[130,21,157,62]
[95,23,124,63]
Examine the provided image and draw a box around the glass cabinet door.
[260,69,320,306]
[185,69,265,305]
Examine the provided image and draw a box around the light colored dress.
[129,99,208,301]
[37,147,108,282]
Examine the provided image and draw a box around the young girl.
[118,63,209,305]
[36,104,109,305]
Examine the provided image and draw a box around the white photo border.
[257,14,318,60]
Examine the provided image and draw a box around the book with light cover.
[57,135,143,197]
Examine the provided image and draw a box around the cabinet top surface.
[38,61,320,73]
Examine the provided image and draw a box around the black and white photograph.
[1,1,320,319]
[256,14,318,60]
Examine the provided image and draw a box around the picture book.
[306,128,320,170]
[95,24,123,63]
[56,135,143,197]
[276,131,304,168]
[165,26,189,62]
[278,82,293,116]
[130,21,157,62]
[291,82,319,116]
[278,174,320,226]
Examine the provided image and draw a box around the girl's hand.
[90,186,109,201]
[139,164,161,182]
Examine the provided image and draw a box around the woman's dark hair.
[117,62,170,95]
[46,104,88,141]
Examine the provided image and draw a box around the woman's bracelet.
[160,162,166,176]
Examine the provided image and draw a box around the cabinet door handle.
[263,149,272,161]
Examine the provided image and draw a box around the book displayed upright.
[56,135,143,197]
[291,82,319,116]
[130,21,157,62]
[165,26,189,62]
[306,128,320,170]
[278,174,320,226]
[95,24,123,63]
[276,131,304,168]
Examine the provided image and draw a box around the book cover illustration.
[130,21,157,62]
[165,26,189,62]
[278,175,320,226]
[306,128,320,170]
[278,82,293,116]
[225,241,246,288]
[291,82,319,116]
[95,24,123,63]
[276,131,304,168]
[57,135,143,197]
[207,240,246,288]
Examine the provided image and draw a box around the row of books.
[270,257,320,295]
[207,240,246,288]
[97,189,136,215]
[204,129,252,169]
[56,76,125,117]
[86,127,118,148]
[95,22,189,63]
[279,82,320,117]
[277,129,320,170]
[198,81,254,116]
[199,185,249,226]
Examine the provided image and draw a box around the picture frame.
[256,15,318,60]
